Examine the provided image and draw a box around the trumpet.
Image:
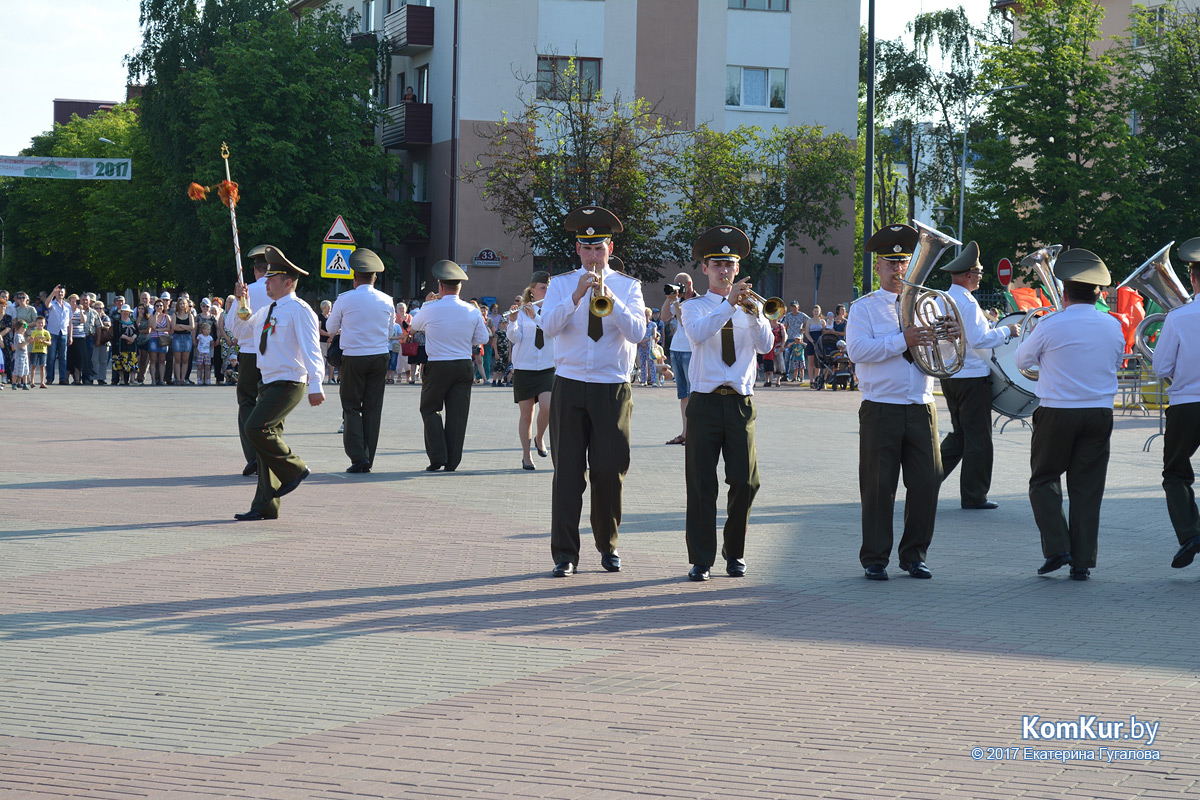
[589,268,612,317]
[737,289,785,321]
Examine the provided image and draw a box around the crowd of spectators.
[0,285,854,393]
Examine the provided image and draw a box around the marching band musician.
[410,260,490,473]
[680,226,773,582]
[324,248,394,474]
[540,206,646,577]
[507,270,555,471]
[846,224,944,581]
[234,245,272,477]
[938,242,1020,510]
[1155,237,1200,569]
[1015,249,1124,581]
[228,247,324,521]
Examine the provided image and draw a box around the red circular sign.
[997,257,1013,287]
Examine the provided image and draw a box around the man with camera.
[660,272,697,445]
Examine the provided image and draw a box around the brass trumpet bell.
[740,291,785,321]
[589,269,614,317]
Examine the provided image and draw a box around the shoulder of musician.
[850,291,880,306]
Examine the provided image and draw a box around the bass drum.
[989,313,1039,419]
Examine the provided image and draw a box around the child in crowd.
[11,320,31,389]
[196,322,214,385]
[27,316,50,389]
[787,337,805,383]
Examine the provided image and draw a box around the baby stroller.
[814,330,855,391]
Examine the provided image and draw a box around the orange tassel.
[217,180,240,208]
[187,182,210,201]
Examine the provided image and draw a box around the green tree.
[0,104,159,292]
[463,57,685,280]
[970,0,1151,276]
[1119,3,1200,258]
[130,0,416,294]
[666,124,856,287]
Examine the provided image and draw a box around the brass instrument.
[589,268,613,317]
[1015,244,1064,381]
[897,220,967,378]
[738,289,785,321]
[1117,241,1193,366]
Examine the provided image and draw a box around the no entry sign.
[997,257,1013,287]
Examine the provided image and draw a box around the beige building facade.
[295,0,859,309]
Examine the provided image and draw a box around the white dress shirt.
[410,295,489,361]
[508,308,556,371]
[325,283,394,356]
[227,292,324,393]
[235,277,271,352]
[945,283,1011,378]
[845,289,934,404]
[682,291,773,395]
[540,266,646,383]
[1014,303,1124,408]
[1148,300,1200,405]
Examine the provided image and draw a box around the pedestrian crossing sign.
[321,242,356,279]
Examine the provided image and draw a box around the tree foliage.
[0,105,160,291]
[129,0,416,294]
[969,0,1150,276]
[665,125,857,283]
[464,58,685,280]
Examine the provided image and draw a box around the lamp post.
[957,83,1027,252]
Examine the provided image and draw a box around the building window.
[361,0,376,32]
[415,65,429,103]
[728,0,790,10]
[537,56,601,100]
[1131,5,1167,48]
[726,66,786,109]
[412,160,429,202]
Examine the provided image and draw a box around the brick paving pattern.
[2,382,1196,798]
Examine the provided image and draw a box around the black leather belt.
[706,386,745,397]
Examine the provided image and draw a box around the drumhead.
[990,313,1039,418]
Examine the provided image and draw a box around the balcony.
[384,4,434,55]
[382,102,432,149]
[403,201,432,243]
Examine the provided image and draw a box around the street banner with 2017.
[0,156,132,180]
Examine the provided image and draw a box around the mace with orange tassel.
[188,142,251,319]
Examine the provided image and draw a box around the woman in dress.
[148,299,171,385]
[803,304,827,388]
[831,303,848,334]
[112,304,139,385]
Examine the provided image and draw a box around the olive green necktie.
[721,318,736,367]
[259,302,277,355]
[588,311,603,342]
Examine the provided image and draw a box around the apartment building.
[293,0,858,308]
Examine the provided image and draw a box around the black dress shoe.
[536,443,549,457]
[864,564,888,581]
[1172,535,1200,569]
[1038,552,1072,575]
[522,460,536,471]
[721,546,747,577]
[601,552,621,572]
[551,562,575,577]
[963,500,1000,510]
[346,462,371,473]
[274,467,310,499]
[242,460,258,476]
[688,565,711,582]
[899,561,932,579]
[234,510,276,521]
[1070,567,1090,581]
[425,463,445,472]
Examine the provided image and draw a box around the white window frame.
[726,66,787,111]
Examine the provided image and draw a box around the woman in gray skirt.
[507,271,555,470]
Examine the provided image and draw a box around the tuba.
[1015,244,1064,381]
[897,220,967,378]
[1117,242,1193,366]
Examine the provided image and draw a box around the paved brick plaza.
[1,382,1196,798]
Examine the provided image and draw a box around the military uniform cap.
[941,241,981,274]
[565,206,623,243]
[1177,237,1200,264]
[692,225,751,264]
[432,259,469,282]
[263,245,309,277]
[865,224,919,261]
[348,248,385,274]
[247,244,271,260]
[1054,248,1110,286]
